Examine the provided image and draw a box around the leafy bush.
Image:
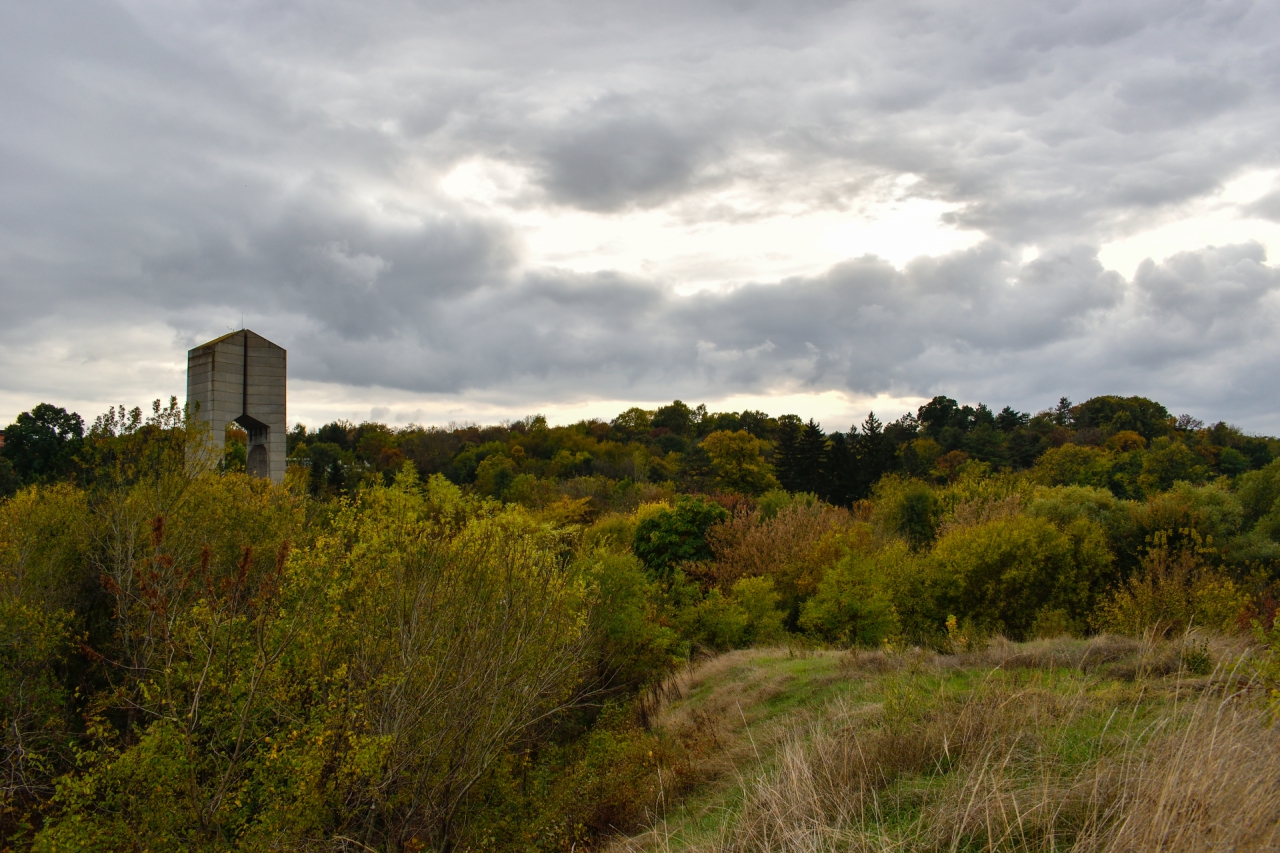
[458,702,688,853]
[580,513,637,553]
[34,470,591,853]
[872,477,939,550]
[730,576,787,645]
[799,551,899,646]
[1237,458,1280,526]
[1119,482,1244,573]
[677,590,749,652]
[632,496,729,578]
[706,501,851,607]
[1027,484,1123,529]
[1093,530,1247,637]
[928,514,1113,638]
[583,551,680,692]
[0,600,73,842]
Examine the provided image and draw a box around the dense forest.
[3,393,1280,851]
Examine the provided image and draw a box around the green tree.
[1071,395,1171,441]
[0,456,18,498]
[799,551,899,646]
[772,415,803,492]
[611,407,653,436]
[305,441,350,494]
[475,453,518,497]
[795,419,828,496]
[1032,443,1113,489]
[632,496,729,578]
[2,404,84,484]
[1138,437,1208,495]
[652,400,694,436]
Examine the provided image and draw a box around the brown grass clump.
[1085,677,1280,851]
[839,632,1249,683]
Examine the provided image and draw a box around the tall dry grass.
[681,658,1280,853]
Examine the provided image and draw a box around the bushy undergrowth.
[4,400,1280,852]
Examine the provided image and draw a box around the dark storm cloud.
[3,0,1280,427]
[538,117,707,212]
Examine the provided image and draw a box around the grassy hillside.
[613,635,1279,853]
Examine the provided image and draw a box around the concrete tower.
[186,330,287,483]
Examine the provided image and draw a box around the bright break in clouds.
[2,0,1280,430]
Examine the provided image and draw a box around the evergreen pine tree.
[852,411,889,499]
[773,415,803,492]
[796,418,827,495]
[823,431,855,506]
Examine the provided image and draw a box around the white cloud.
[1099,170,1280,278]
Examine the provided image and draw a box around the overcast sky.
[3,0,1280,433]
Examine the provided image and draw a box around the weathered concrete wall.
[187,329,287,483]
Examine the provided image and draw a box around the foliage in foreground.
[3,393,1280,851]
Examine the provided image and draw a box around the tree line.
[8,393,1271,510]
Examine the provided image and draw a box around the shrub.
[582,552,680,692]
[632,496,728,578]
[706,501,851,604]
[677,590,749,652]
[1237,458,1280,526]
[799,551,900,646]
[872,476,939,550]
[1118,481,1244,574]
[0,600,73,843]
[929,514,1113,638]
[1093,530,1248,637]
[1027,484,1123,529]
[35,470,591,853]
[755,488,814,520]
[730,576,786,645]
[580,513,637,553]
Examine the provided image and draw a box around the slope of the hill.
[611,635,1279,853]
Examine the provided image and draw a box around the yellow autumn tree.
[701,430,780,496]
